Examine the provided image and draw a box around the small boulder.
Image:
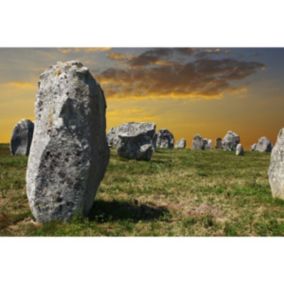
[26,61,109,223]
[235,143,244,156]
[10,119,34,156]
[107,122,155,149]
[117,136,153,161]
[192,134,204,150]
[255,136,273,153]
[156,129,174,149]
[268,128,284,199]
[222,130,240,151]
[114,122,156,161]
[175,138,186,149]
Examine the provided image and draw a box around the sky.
[0,47,283,148]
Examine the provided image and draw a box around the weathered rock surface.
[255,136,273,153]
[107,122,155,149]
[156,129,174,149]
[175,138,186,149]
[26,61,109,223]
[215,137,222,149]
[268,128,284,199]
[251,143,257,151]
[117,137,153,161]
[110,122,156,161]
[192,134,204,150]
[10,119,34,156]
[222,130,240,151]
[235,143,244,156]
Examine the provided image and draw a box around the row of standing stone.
[105,124,273,160]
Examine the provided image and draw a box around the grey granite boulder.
[175,138,186,149]
[222,130,240,151]
[156,129,174,149]
[117,136,153,161]
[10,119,34,156]
[255,136,273,153]
[192,134,204,150]
[268,128,284,199]
[215,137,222,149]
[112,122,156,161]
[26,61,109,223]
[235,143,244,156]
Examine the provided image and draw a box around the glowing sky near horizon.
[0,48,283,148]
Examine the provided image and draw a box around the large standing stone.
[222,130,240,151]
[26,61,109,223]
[156,129,174,149]
[175,138,186,149]
[268,128,284,199]
[192,134,204,150]
[215,137,222,149]
[255,136,273,153]
[10,119,34,156]
[109,122,156,161]
[235,143,244,156]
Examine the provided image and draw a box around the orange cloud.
[58,48,111,54]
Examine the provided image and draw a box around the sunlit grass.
[0,143,282,236]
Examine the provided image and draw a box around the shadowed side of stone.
[26,61,109,223]
[10,119,34,156]
[156,129,175,149]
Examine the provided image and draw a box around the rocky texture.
[215,137,222,149]
[251,143,257,151]
[192,134,204,150]
[268,128,284,199]
[107,122,155,149]
[117,137,153,161]
[10,119,34,156]
[235,143,244,156]
[175,138,186,149]
[156,129,174,149]
[109,122,156,161]
[222,130,240,151]
[255,136,273,153]
[26,61,109,223]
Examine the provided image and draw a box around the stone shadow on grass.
[88,199,169,223]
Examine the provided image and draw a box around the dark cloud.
[97,48,265,98]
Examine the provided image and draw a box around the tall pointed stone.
[26,61,109,222]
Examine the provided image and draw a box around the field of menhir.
[1,143,284,236]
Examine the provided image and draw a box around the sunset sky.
[0,48,283,148]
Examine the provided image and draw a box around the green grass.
[0,143,283,236]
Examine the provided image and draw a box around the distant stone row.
[10,119,274,159]
[105,122,274,160]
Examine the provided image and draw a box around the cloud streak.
[97,48,265,99]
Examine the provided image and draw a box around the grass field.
[0,143,283,236]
